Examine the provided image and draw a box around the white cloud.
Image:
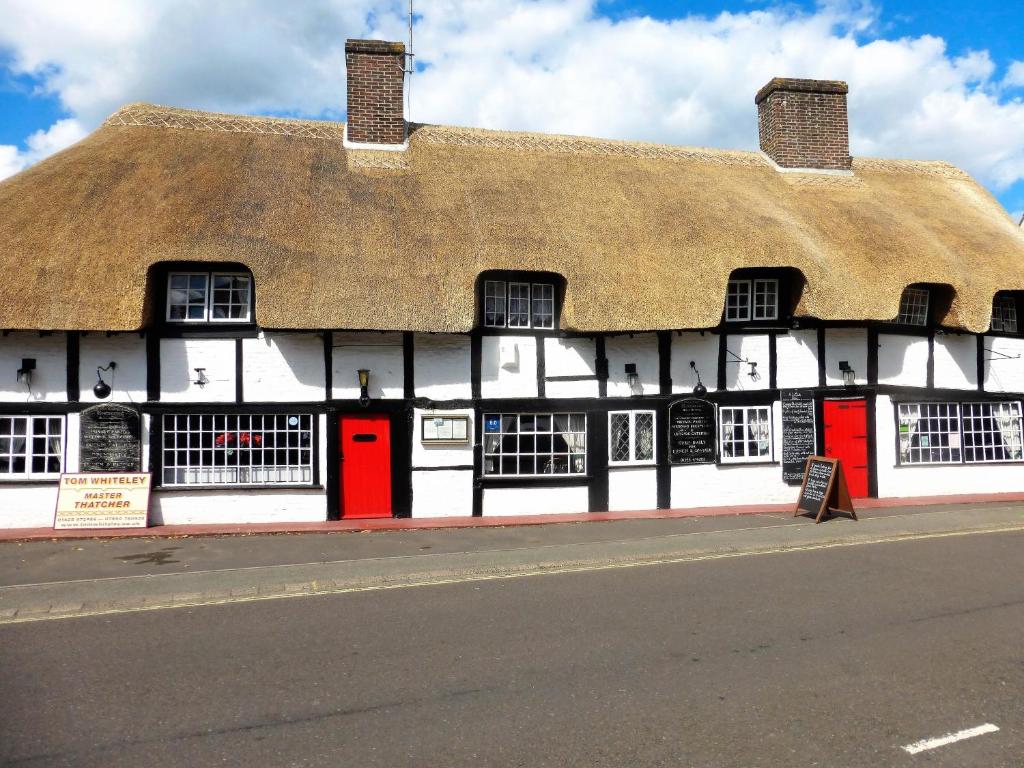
[0,118,87,180]
[1,0,1024,199]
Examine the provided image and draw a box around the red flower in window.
[238,432,262,446]
[215,432,235,447]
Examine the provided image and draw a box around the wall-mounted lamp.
[93,361,116,399]
[624,363,639,390]
[16,358,35,387]
[690,360,707,397]
[838,360,856,387]
[193,367,209,388]
[357,368,370,407]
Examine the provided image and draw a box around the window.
[0,416,64,480]
[719,406,772,463]
[161,413,314,486]
[961,402,1023,463]
[609,411,655,465]
[483,413,585,476]
[897,403,961,464]
[895,287,929,326]
[725,279,778,322]
[482,280,556,329]
[991,294,1018,333]
[167,272,252,323]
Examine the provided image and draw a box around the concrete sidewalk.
[2,501,1022,625]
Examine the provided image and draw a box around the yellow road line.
[3,523,1023,625]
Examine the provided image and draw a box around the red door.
[823,399,869,498]
[338,415,392,518]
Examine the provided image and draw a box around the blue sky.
[1,0,1022,219]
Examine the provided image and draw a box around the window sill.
[717,460,779,467]
[480,476,589,488]
[0,478,61,485]
[608,462,657,469]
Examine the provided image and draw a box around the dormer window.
[483,280,556,329]
[725,278,778,322]
[895,287,929,326]
[991,293,1018,333]
[167,271,252,323]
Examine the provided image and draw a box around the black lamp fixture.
[838,360,856,387]
[357,368,370,407]
[624,363,639,390]
[690,360,707,397]
[93,361,116,399]
[16,358,35,387]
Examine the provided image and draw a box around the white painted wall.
[671,332,719,394]
[482,485,589,516]
[933,334,977,390]
[481,335,537,398]
[151,490,326,524]
[984,336,1024,393]
[160,338,236,402]
[824,328,868,386]
[65,412,81,473]
[1,485,59,527]
[670,400,796,506]
[605,334,659,398]
[878,334,928,387]
[414,334,471,400]
[876,394,1024,497]
[723,334,770,391]
[412,470,473,517]
[80,333,147,403]
[332,332,404,400]
[243,332,324,402]
[545,337,599,398]
[0,332,67,402]
[775,330,819,389]
[608,467,657,511]
[411,408,474,468]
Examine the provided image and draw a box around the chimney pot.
[756,77,851,171]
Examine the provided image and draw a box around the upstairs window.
[167,272,252,323]
[483,280,556,329]
[991,294,1018,333]
[895,287,930,326]
[725,278,779,322]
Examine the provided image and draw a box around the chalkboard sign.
[668,398,716,465]
[781,389,817,484]
[79,404,142,473]
[794,456,857,524]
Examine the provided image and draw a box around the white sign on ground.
[54,473,151,529]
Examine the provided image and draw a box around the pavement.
[1,501,1022,767]
[1,499,1022,624]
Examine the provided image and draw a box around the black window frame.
[478,271,564,332]
[151,262,256,334]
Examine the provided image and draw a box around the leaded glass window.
[608,411,656,465]
[991,294,1018,333]
[895,287,930,326]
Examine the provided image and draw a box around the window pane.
[0,415,62,478]
[484,281,506,327]
[635,412,655,461]
[610,413,631,463]
[483,413,586,476]
[991,295,1018,333]
[896,288,929,326]
[753,279,778,320]
[531,283,554,329]
[508,283,530,327]
[210,273,250,322]
[897,403,961,464]
[725,280,751,322]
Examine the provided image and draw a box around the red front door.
[823,399,869,498]
[338,415,392,518]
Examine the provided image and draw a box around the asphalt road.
[2,529,1022,767]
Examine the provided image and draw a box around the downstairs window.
[0,416,64,481]
[483,413,586,476]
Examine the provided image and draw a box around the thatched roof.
[1,102,1023,333]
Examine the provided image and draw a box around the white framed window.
[719,406,773,463]
[895,287,929,326]
[161,413,314,486]
[897,403,961,464]
[725,278,779,322]
[609,411,656,465]
[753,279,779,320]
[483,413,586,476]
[484,280,507,327]
[0,415,65,481]
[991,294,1018,333]
[483,280,557,329]
[167,271,252,323]
[961,402,1023,463]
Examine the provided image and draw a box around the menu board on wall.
[781,389,816,484]
[668,398,716,465]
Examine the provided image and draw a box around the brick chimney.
[345,39,407,147]
[755,78,851,171]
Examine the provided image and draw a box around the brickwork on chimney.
[345,39,406,146]
[756,78,851,171]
